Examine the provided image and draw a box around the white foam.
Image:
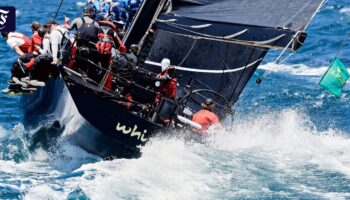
[2,108,350,199]
[76,2,86,7]
[16,10,21,17]
[64,139,214,200]
[209,109,350,177]
[48,143,100,172]
[340,7,350,14]
[24,185,64,200]
[31,148,49,162]
[258,63,329,76]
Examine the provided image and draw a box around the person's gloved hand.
[20,53,33,62]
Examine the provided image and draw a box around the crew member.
[29,25,57,82]
[31,21,41,33]
[1,32,34,79]
[32,26,45,55]
[128,0,141,18]
[192,98,223,134]
[125,44,138,65]
[65,6,100,78]
[64,6,99,31]
[1,32,32,57]
[48,20,70,65]
[95,20,127,89]
[155,58,177,102]
[101,0,113,19]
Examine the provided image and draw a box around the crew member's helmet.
[161,58,171,71]
[31,21,41,31]
[83,5,95,15]
[130,44,138,52]
[37,26,46,37]
[201,98,215,110]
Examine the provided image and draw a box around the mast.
[123,0,167,48]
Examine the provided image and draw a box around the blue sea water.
[1,0,350,199]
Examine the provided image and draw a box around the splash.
[0,124,29,162]
[209,109,350,177]
[53,110,350,199]
[0,109,347,199]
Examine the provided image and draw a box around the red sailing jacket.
[158,67,177,100]
[31,32,43,52]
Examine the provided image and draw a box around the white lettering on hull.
[116,123,149,142]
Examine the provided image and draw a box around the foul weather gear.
[192,109,221,133]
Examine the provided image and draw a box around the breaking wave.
[340,7,350,14]
[258,63,329,76]
[1,109,348,199]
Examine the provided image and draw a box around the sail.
[157,0,325,50]
[143,0,325,107]
[175,0,324,31]
[143,30,268,106]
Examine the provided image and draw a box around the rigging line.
[53,0,64,21]
[259,31,300,80]
[163,28,288,50]
[335,32,350,58]
[229,47,257,103]
[177,39,197,67]
[70,52,181,90]
[282,0,314,29]
[64,66,156,106]
[217,42,230,101]
[17,59,27,74]
[302,0,328,30]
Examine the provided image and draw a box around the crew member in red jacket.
[95,20,127,90]
[155,58,177,103]
[2,32,32,57]
[31,21,45,54]
[192,98,223,134]
[1,32,34,79]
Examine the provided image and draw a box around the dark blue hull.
[62,72,163,158]
[22,78,67,127]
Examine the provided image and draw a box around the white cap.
[106,0,112,3]
[161,58,170,71]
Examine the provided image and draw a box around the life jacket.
[76,17,99,47]
[96,20,126,55]
[96,25,115,55]
[9,33,32,53]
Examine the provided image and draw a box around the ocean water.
[1,0,350,199]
